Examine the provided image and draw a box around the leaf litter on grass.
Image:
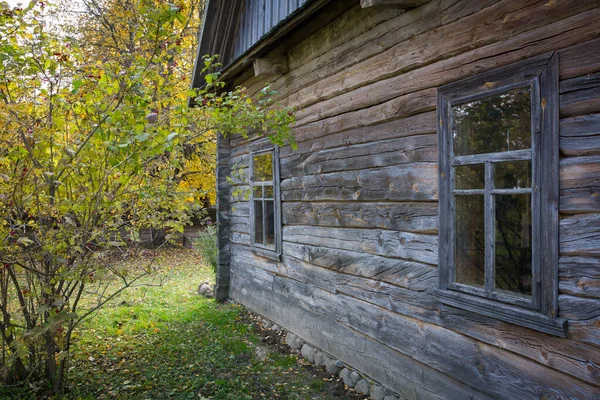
[57,246,361,400]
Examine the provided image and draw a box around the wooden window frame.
[436,52,567,337]
[249,146,282,261]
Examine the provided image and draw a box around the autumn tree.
[0,0,294,394]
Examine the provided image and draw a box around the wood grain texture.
[280,134,437,177]
[560,72,600,118]
[281,163,438,202]
[560,214,600,256]
[231,273,488,400]
[279,111,436,158]
[559,37,600,80]
[560,113,600,156]
[559,256,600,298]
[558,295,600,321]
[283,241,437,292]
[282,201,438,233]
[267,274,600,398]
[283,225,438,265]
[286,1,600,125]
[560,156,600,213]
[231,250,600,385]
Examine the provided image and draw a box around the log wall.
[220,0,600,397]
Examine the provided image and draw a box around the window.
[249,147,282,260]
[437,53,566,336]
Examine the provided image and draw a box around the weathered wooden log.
[360,0,430,9]
[280,134,437,178]
[282,201,438,233]
[560,214,600,256]
[283,225,438,265]
[559,37,600,80]
[283,241,437,292]
[253,56,288,76]
[231,274,486,400]
[281,163,438,202]
[266,275,599,398]
[287,9,600,126]
[560,113,600,156]
[560,72,600,118]
[279,111,436,158]
[559,256,600,298]
[232,250,600,385]
[559,156,600,213]
[558,294,600,321]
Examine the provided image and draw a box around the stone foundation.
[259,316,402,400]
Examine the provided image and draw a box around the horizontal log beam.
[253,56,289,76]
[360,0,430,9]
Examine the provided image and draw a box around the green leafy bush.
[195,224,218,272]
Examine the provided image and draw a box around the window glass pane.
[253,186,263,198]
[455,164,485,189]
[495,194,532,295]
[455,195,485,287]
[264,185,274,199]
[453,88,531,156]
[265,200,275,247]
[253,153,273,182]
[494,160,531,189]
[254,200,264,245]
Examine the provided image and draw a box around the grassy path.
[55,247,355,400]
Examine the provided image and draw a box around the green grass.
[2,247,347,400]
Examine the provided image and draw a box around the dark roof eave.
[190,0,333,103]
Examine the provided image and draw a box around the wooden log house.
[191,0,600,398]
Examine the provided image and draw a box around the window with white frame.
[436,53,566,336]
[249,147,281,260]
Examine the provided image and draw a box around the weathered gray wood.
[292,88,436,144]
[281,0,565,110]
[231,274,489,400]
[273,0,497,104]
[234,251,600,385]
[569,317,600,348]
[559,256,600,298]
[560,72,600,118]
[287,8,600,126]
[266,275,600,398]
[253,56,289,76]
[360,0,430,9]
[281,163,438,202]
[280,134,437,177]
[560,113,600,156]
[560,214,600,256]
[215,133,232,301]
[560,156,600,213]
[559,37,600,80]
[558,295,600,321]
[283,225,438,265]
[283,242,437,292]
[282,201,438,233]
[279,111,436,158]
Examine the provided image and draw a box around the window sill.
[251,246,281,261]
[434,289,567,337]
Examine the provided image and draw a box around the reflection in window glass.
[253,186,263,198]
[455,164,485,189]
[265,201,275,245]
[453,88,531,156]
[455,195,485,287]
[495,194,532,295]
[253,153,273,181]
[254,200,264,245]
[494,161,531,189]
[264,186,274,199]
